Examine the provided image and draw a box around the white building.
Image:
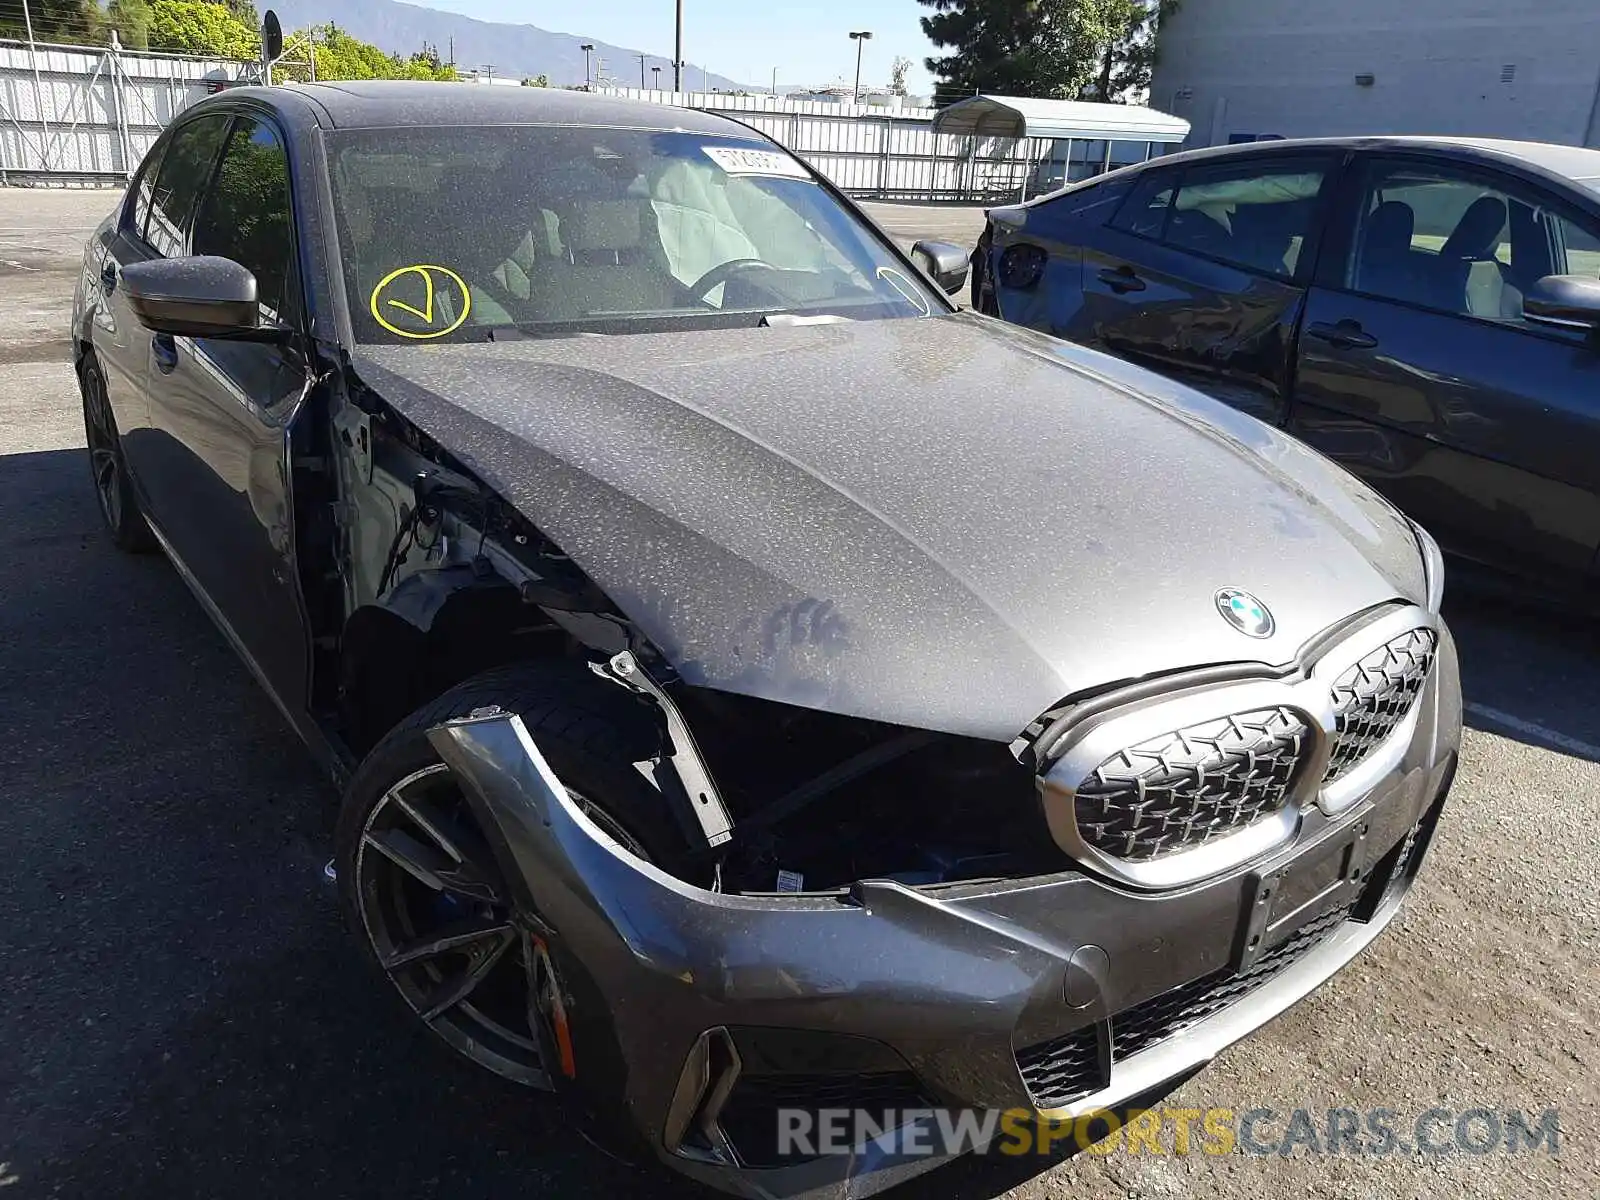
[1151,0,1600,149]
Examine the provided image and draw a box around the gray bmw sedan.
[71,81,1460,1198]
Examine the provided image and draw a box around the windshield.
[326,125,941,342]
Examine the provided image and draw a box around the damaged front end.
[428,610,1460,1199]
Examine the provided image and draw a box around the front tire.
[334,662,684,1086]
[79,353,156,553]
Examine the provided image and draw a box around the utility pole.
[849,31,872,103]
[673,0,683,93]
[771,67,777,95]
[637,53,646,88]
[580,43,594,89]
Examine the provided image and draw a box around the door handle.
[100,261,117,293]
[1097,265,1147,294]
[152,333,178,375]
[1306,320,1378,350]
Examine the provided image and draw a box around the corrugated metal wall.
[0,45,1141,200]
[0,39,255,183]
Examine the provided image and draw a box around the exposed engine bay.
[317,374,1063,896]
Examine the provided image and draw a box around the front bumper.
[431,625,1461,1199]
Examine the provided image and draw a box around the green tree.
[277,23,456,81]
[147,0,258,57]
[888,55,911,96]
[520,74,549,87]
[1089,0,1178,102]
[109,0,152,49]
[920,0,1127,103]
[0,0,103,44]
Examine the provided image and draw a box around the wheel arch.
[336,558,630,756]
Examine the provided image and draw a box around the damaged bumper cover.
[428,627,1462,1200]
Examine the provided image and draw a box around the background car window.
[1111,172,1175,238]
[191,116,297,323]
[144,114,230,258]
[1349,164,1562,323]
[1159,160,1326,278]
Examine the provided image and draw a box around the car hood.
[352,311,1426,741]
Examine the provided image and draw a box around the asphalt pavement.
[0,188,1595,1200]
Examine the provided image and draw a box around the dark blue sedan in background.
[974,136,1600,600]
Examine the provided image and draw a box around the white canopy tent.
[933,95,1191,199]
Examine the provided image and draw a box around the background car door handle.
[1097,266,1146,294]
[1306,320,1378,350]
[152,333,179,375]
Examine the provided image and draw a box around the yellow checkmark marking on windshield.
[369,264,471,339]
[385,268,434,323]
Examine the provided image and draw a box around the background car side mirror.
[120,256,269,339]
[1523,274,1600,331]
[911,239,971,295]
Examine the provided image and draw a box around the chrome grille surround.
[1324,628,1438,783]
[1037,605,1438,889]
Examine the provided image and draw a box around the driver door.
[140,111,313,709]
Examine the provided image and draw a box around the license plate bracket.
[1234,817,1371,972]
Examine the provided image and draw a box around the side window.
[1348,161,1561,323]
[1111,171,1176,239]
[1035,178,1134,226]
[192,116,298,324]
[1160,159,1328,278]
[126,141,166,235]
[144,114,230,257]
[1553,212,1600,279]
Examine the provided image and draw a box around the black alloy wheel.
[79,355,155,552]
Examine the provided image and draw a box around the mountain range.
[267,0,749,91]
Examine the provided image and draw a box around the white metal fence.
[0,38,256,184]
[0,41,1158,201]
[603,87,1161,201]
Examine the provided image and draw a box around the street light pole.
[849,31,872,103]
[580,43,594,89]
[771,67,777,95]
[652,65,661,90]
[674,0,683,93]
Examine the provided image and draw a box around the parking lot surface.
[1,188,1595,1199]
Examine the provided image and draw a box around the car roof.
[1146,134,1600,188]
[217,80,762,139]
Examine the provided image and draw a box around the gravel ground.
[0,187,1595,1200]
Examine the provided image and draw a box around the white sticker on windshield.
[702,145,811,179]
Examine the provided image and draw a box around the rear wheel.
[335,662,684,1086]
[79,353,155,553]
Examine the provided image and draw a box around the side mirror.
[911,239,971,296]
[120,256,265,338]
[1523,274,1600,330]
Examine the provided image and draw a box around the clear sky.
[416,0,941,95]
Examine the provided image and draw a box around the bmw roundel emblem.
[1215,588,1275,638]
